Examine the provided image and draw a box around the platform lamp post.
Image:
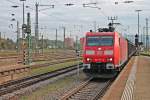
[135,10,142,42]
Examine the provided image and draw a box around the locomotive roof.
[86,32,116,36]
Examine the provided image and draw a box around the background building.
[64,37,74,49]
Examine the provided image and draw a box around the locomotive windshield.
[87,36,113,46]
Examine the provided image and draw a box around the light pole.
[59,26,66,49]
[20,0,26,39]
[63,27,66,49]
[55,29,58,49]
[135,10,142,41]
[146,18,149,51]
[40,26,47,53]
[16,21,20,53]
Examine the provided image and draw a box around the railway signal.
[135,34,139,46]
[26,12,32,64]
[22,12,32,65]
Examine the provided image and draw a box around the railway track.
[0,55,76,61]
[60,78,114,100]
[0,55,78,65]
[0,58,80,77]
[0,64,83,96]
[0,56,17,60]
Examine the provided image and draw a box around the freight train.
[82,24,136,78]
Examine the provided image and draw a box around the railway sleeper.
[74,93,96,97]
[70,96,95,100]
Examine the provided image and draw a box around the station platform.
[133,56,150,100]
[102,56,150,100]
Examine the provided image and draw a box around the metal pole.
[22,2,25,39]
[23,2,25,24]
[75,35,80,77]
[143,27,145,46]
[76,35,78,50]
[77,53,80,77]
[146,18,149,51]
[17,21,20,53]
[21,1,27,65]
[135,10,142,42]
[55,29,58,48]
[0,32,1,40]
[138,12,139,37]
[42,35,44,54]
[63,27,66,48]
[94,21,96,32]
[35,2,39,53]
[27,12,32,65]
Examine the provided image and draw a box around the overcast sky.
[0,0,150,41]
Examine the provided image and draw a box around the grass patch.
[30,60,81,75]
[21,77,73,99]
[0,50,17,56]
[140,51,150,56]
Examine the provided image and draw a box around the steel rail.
[0,64,83,96]
[60,77,93,100]
[0,58,81,77]
[60,78,114,100]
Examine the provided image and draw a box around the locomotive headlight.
[104,50,113,55]
[87,58,90,61]
[109,58,113,61]
[86,58,92,62]
[86,50,95,55]
[107,58,113,62]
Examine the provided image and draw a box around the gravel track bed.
[1,69,87,100]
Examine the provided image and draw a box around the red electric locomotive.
[82,26,136,78]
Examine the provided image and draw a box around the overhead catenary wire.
[4,0,76,23]
[4,0,111,23]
